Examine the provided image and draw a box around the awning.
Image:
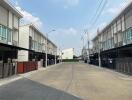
[0,42,32,51]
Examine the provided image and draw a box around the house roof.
[0,0,23,18]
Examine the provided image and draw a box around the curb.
[0,63,62,87]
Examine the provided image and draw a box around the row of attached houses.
[0,0,57,78]
[90,2,132,75]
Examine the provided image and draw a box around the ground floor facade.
[90,44,132,75]
[0,43,58,79]
[18,50,57,67]
[0,44,19,78]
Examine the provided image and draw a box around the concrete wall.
[0,5,8,26]
[19,26,29,49]
[18,50,29,61]
[18,26,30,61]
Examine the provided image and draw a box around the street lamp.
[45,30,56,67]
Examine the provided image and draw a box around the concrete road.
[0,62,132,100]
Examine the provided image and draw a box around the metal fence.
[17,61,38,74]
[116,58,132,75]
[0,63,15,79]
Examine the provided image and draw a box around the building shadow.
[0,78,83,100]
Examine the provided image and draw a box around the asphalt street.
[0,62,132,100]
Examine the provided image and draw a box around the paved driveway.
[0,62,132,100]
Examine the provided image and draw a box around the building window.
[0,25,12,42]
[2,26,7,40]
[126,28,132,44]
[122,28,132,45]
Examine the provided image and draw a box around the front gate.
[0,62,15,79]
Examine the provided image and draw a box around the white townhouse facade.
[0,0,22,63]
[18,24,46,61]
[0,0,23,78]
[18,24,57,66]
[92,2,132,54]
[47,39,57,56]
[91,2,132,74]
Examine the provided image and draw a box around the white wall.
[19,26,29,49]
[0,5,8,26]
[18,26,30,61]
[8,11,13,29]
[62,48,74,59]
[13,15,19,29]
[18,50,29,61]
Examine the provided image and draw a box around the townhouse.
[0,0,23,78]
[0,0,57,78]
[91,2,132,74]
[18,24,57,67]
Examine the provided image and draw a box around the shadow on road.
[0,78,82,100]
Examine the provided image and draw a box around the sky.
[10,0,132,56]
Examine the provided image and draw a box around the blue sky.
[10,0,132,55]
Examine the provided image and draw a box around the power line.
[89,0,104,24]
[90,0,108,29]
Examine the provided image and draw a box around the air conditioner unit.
[8,42,12,45]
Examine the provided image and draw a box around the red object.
[17,62,24,74]
[17,61,38,74]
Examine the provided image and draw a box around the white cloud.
[65,0,79,6]
[15,6,43,28]
[56,27,78,35]
[50,0,79,8]
[105,0,132,15]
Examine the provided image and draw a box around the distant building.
[62,48,74,60]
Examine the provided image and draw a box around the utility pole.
[45,34,48,68]
[55,48,57,65]
[85,30,90,64]
[97,29,101,67]
[45,30,56,68]
[81,35,84,49]
[81,35,84,60]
